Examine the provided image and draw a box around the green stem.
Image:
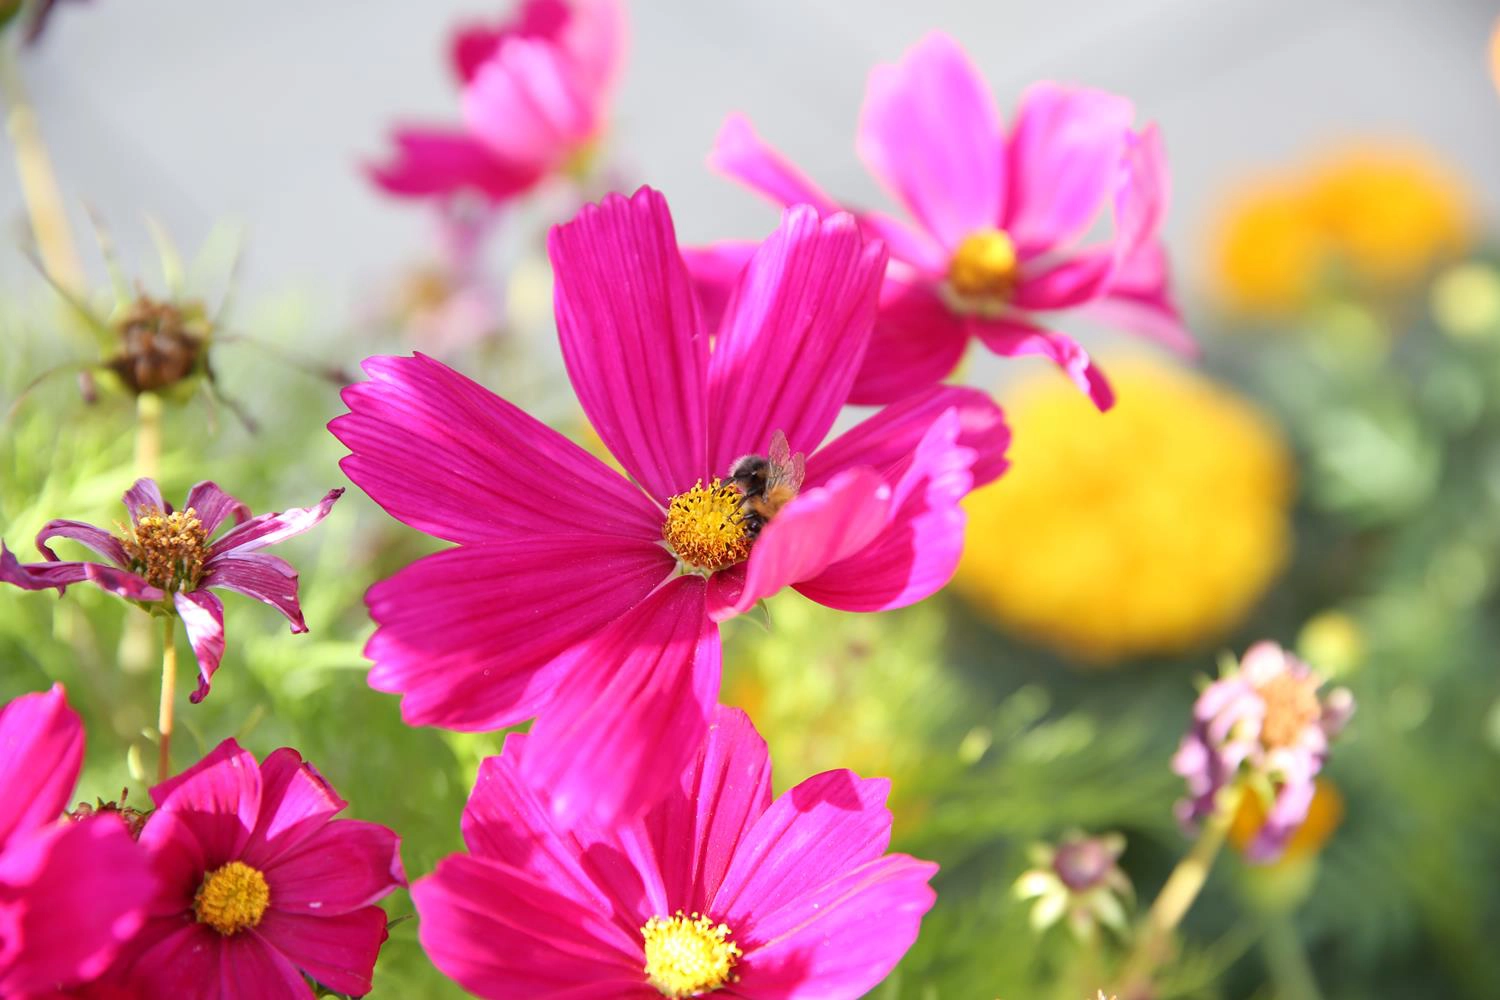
[157,615,176,783]
[1262,915,1323,1000]
[135,391,161,480]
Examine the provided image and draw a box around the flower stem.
[1118,783,1243,995]
[0,44,83,293]
[157,615,177,783]
[135,391,162,480]
[1263,915,1324,1000]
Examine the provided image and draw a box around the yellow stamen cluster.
[124,506,208,591]
[948,228,1019,301]
[1256,672,1323,749]
[194,860,271,936]
[642,912,741,998]
[662,480,751,572]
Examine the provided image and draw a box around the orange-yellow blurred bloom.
[1229,777,1345,863]
[954,358,1294,664]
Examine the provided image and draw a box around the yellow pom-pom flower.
[954,359,1294,664]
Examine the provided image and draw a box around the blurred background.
[5,1,1500,998]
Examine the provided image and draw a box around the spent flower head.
[1014,832,1132,941]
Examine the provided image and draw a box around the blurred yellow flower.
[1229,777,1344,863]
[1209,142,1473,316]
[954,359,1293,664]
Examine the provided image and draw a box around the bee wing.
[785,450,806,495]
[768,429,792,468]
[767,430,806,494]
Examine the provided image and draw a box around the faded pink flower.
[697,31,1192,411]
[1,479,342,703]
[331,185,1010,822]
[415,705,937,999]
[370,0,626,204]
[117,739,405,999]
[1173,641,1354,862]
[0,686,158,997]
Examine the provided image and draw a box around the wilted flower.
[0,685,159,997]
[954,358,1292,663]
[1173,642,1354,862]
[414,705,937,999]
[332,186,1009,822]
[1,478,342,702]
[699,31,1190,410]
[371,0,625,204]
[116,739,405,998]
[1014,832,1132,940]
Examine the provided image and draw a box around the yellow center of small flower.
[642,912,741,998]
[1256,673,1322,749]
[124,507,209,591]
[194,861,270,936]
[948,228,1019,300]
[662,480,751,573]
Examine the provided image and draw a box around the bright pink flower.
[116,739,405,999]
[414,705,937,999]
[1,479,342,703]
[370,0,626,204]
[0,686,158,997]
[331,185,1010,821]
[698,31,1193,411]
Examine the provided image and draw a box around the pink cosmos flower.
[1173,642,1354,862]
[1,479,342,704]
[370,0,626,204]
[696,31,1193,411]
[415,704,938,999]
[331,185,1010,822]
[115,739,405,999]
[0,685,158,997]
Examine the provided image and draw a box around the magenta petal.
[0,819,156,996]
[463,35,591,170]
[708,113,841,215]
[971,315,1116,411]
[83,563,167,602]
[36,519,126,567]
[147,738,260,864]
[124,924,226,1000]
[255,907,389,997]
[731,854,938,1000]
[202,553,305,632]
[413,856,647,998]
[365,536,671,731]
[1086,241,1196,356]
[713,469,891,621]
[216,933,309,1000]
[262,819,403,915]
[368,127,540,201]
[847,279,969,406]
[549,186,709,499]
[0,684,82,851]
[680,239,757,342]
[713,769,896,920]
[208,488,342,558]
[1247,774,1317,863]
[173,589,225,705]
[1005,82,1135,254]
[334,353,659,544]
[122,479,166,520]
[857,32,1003,249]
[182,482,251,537]
[1012,250,1115,311]
[707,206,888,470]
[1,542,92,592]
[238,748,344,864]
[522,577,718,823]
[858,211,948,275]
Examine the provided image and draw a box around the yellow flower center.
[1256,673,1322,749]
[642,912,741,998]
[194,861,270,936]
[662,480,751,573]
[124,506,209,592]
[948,228,1019,301]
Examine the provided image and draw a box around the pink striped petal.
[522,577,718,823]
[333,353,659,544]
[558,0,627,98]
[84,563,166,602]
[367,127,541,201]
[971,315,1116,411]
[182,482,250,537]
[1,543,92,593]
[254,907,389,997]
[857,32,1004,250]
[261,820,403,915]
[708,113,841,215]
[712,469,891,621]
[239,748,343,864]
[208,488,341,558]
[449,0,570,83]
[1005,82,1135,255]
[123,925,226,1000]
[202,553,304,632]
[1086,240,1196,356]
[681,239,757,341]
[36,519,126,567]
[413,856,647,997]
[147,739,260,865]
[216,933,308,1000]
[122,479,166,520]
[713,770,895,920]
[731,854,938,1000]
[1012,249,1115,311]
[463,35,592,170]
[365,536,671,731]
[707,206,888,470]
[174,589,225,705]
[549,187,709,499]
[847,278,969,406]
[0,685,82,851]
[858,211,948,275]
